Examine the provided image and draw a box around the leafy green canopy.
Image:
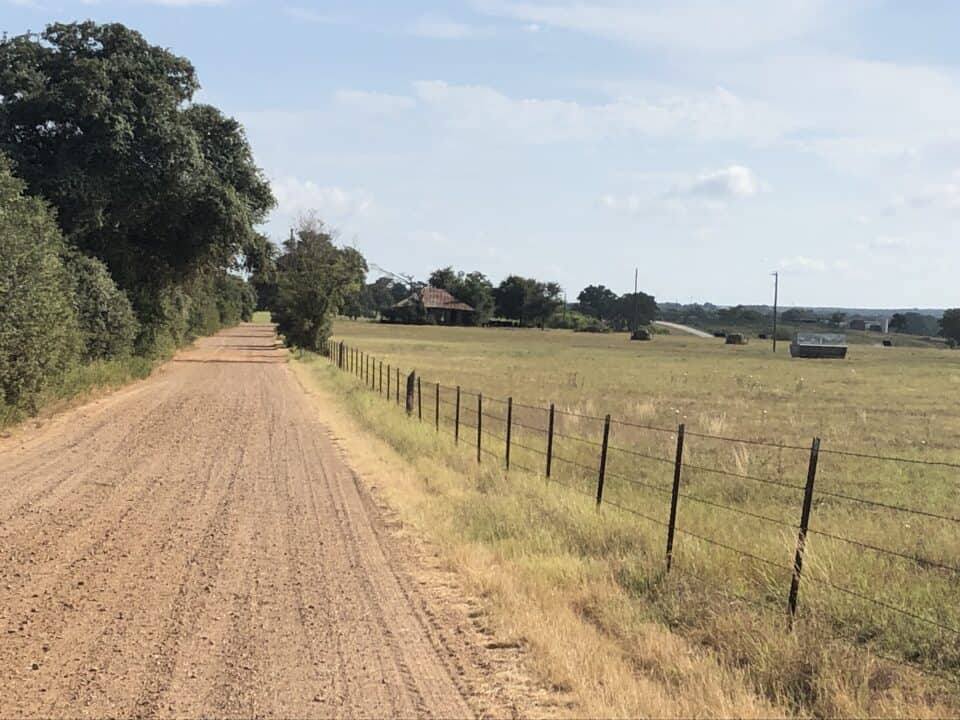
[0,22,274,304]
[0,155,81,410]
[941,309,960,346]
[494,275,563,327]
[271,217,367,351]
[65,251,139,361]
[428,266,495,325]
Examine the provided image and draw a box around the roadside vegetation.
[0,22,269,426]
[310,319,960,718]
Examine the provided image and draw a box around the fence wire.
[327,340,960,685]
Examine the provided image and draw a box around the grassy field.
[314,319,960,717]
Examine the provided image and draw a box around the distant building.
[383,287,475,325]
[846,316,890,333]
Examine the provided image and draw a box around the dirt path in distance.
[0,324,553,719]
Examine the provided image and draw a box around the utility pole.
[772,271,779,353]
[633,267,639,333]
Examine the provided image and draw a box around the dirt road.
[651,321,715,339]
[0,325,534,718]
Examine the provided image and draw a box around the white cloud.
[271,178,373,223]
[411,81,785,144]
[333,90,416,115]
[473,0,832,54]
[407,15,480,39]
[283,6,343,23]
[676,165,763,198]
[779,256,827,273]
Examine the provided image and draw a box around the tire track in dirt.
[0,324,550,718]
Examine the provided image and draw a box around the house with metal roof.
[383,287,476,325]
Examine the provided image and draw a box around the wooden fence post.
[405,371,416,415]
[435,382,440,432]
[455,387,461,444]
[379,361,383,394]
[596,415,611,506]
[546,403,555,478]
[665,423,685,572]
[396,367,400,405]
[477,393,483,463]
[788,437,821,626]
[417,376,422,420]
[505,397,513,470]
[387,364,391,399]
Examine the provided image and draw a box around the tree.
[830,312,847,327]
[940,309,960,346]
[0,155,81,411]
[428,267,457,291]
[368,277,406,315]
[612,292,658,331]
[0,22,274,337]
[242,234,280,311]
[428,267,495,324]
[494,276,527,321]
[271,216,367,350]
[717,305,763,324]
[494,275,562,326]
[577,285,618,321]
[456,271,495,325]
[341,283,376,319]
[891,312,940,336]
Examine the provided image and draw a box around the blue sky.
[5,1,960,308]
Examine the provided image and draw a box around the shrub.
[65,251,139,361]
[214,274,256,326]
[547,310,596,331]
[0,156,81,411]
[134,283,192,358]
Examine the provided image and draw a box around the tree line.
[0,22,271,415]
[339,270,658,331]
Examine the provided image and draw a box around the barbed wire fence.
[322,339,960,686]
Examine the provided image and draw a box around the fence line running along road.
[323,339,960,685]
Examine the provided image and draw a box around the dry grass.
[303,320,960,717]
[292,356,789,718]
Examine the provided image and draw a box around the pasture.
[321,319,960,716]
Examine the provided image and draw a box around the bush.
[547,310,596,331]
[0,155,81,411]
[134,284,192,357]
[65,252,139,361]
[214,274,256,326]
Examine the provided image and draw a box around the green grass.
[251,310,272,324]
[0,354,156,429]
[323,319,960,715]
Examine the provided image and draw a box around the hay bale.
[725,333,747,345]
